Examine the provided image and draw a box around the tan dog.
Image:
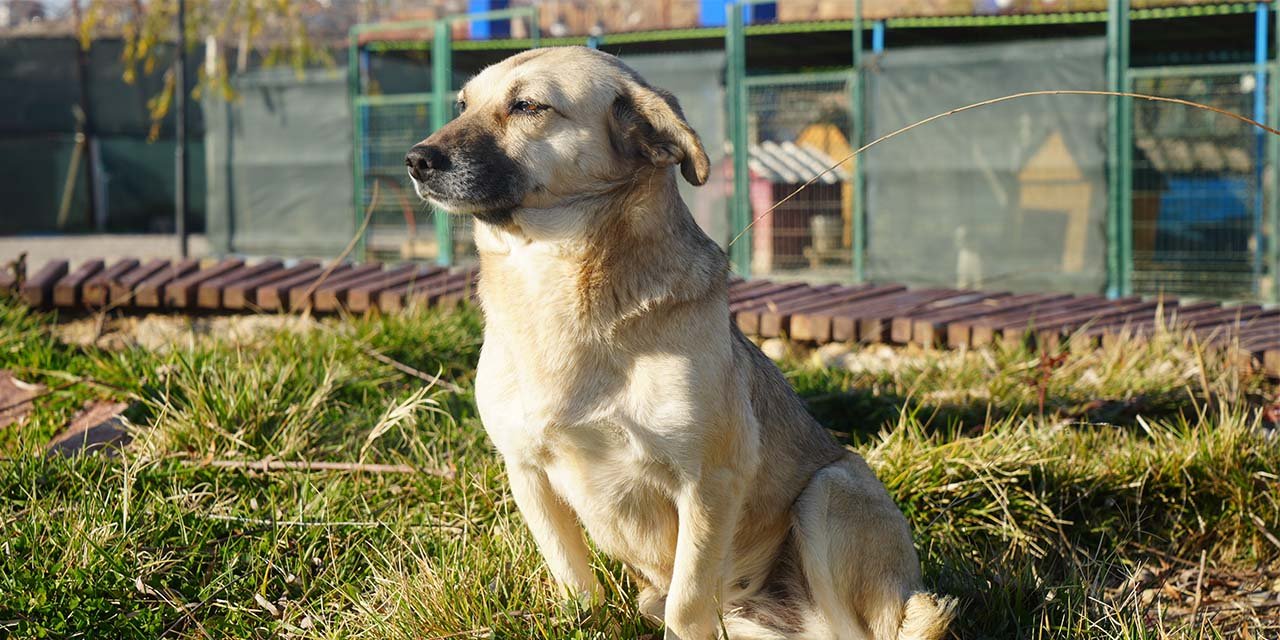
[406,47,956,640]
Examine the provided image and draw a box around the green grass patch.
[0,296,1276,639]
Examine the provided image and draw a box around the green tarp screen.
[0,36,205,234]
[866,37,1108,294]
[204,68,354,256]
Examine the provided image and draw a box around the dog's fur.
[407,47,956,640]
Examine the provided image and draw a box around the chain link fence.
[1130,65,1270,299]
[359,96,436,260]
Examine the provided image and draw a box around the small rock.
[759,338,791,361]
[812,342,854,368]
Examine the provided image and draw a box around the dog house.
[748,139,853,275]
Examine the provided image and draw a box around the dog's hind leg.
[718,615,791,640]
[791,454,955,640]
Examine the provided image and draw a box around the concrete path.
[0,234,210,268]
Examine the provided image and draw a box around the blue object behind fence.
[1155,176,1252,260]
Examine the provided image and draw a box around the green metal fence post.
[1272,6,1280,302]
[432,20,454,267]
[349,30,366,260]
[1106,0,1131,298]
[726,2,751,276]
[1120,76,1133,296]
[851,0,865,283]
[529,6,541,48]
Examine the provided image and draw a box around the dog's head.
[405,47,709,226]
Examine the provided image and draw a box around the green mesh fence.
[353,9,542,266]
[356,74,471,265]
[866,38,1110,294]
[1130,65,1271,299]
[0,36,206,234]
[203,68,352,256]
[357,96,437,261]
[745,72,854,281]
[353,13,727,267]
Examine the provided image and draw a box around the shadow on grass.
[798,385,1264,446]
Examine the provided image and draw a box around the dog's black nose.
[405,145,451,180]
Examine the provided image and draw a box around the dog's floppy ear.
[609,84,710,186]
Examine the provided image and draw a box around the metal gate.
[724,0,865,284]
[1128,63,1276,300]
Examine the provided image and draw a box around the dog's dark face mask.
[405,47,709,228]
[406,120,529,226]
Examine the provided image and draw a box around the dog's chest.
[476,341,687,574]
[538,419,681,574]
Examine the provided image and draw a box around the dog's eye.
[456,99,467,113]
[511,100,546,115]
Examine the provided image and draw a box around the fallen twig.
[1251,514,1280,551]
[358,345,467,394]
[297,182,379,316]
[207,513,389,528]
[192,458,454,479]
[1192,549,1207,617]
[201,513,466,533]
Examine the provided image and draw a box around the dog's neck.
[474,167,727,335]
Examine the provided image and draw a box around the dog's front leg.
[663,467,745,640]
[506,462,601,605]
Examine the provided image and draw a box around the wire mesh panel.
[358,96,438,261]
[361,65,473,265]
[745,73,854,281]
[1130,66,1268,299]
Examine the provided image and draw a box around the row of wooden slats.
[4,256,1280,375]
[10,257,478,315]
[725,277,1280,376]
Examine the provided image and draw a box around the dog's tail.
[896,592,957,640]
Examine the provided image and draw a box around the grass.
[0,295,1277,639]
